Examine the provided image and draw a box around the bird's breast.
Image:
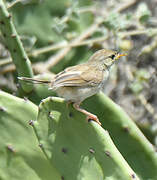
[56,86,99,103]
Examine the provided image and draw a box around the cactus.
[1,89,157,179]
[31,92,157,180]
[83,92,157,179]
[0,0,34,92]
[1,0,157,179]
[0,90,60,180]
[32,96,140,180]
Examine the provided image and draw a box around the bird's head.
[89,49,127,70]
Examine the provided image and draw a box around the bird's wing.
[51,64,103,89]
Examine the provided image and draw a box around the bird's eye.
[110,54,115,59]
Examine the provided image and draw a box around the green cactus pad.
[33,96,139,180]
[0,90,60,180]
[83,92,157,180]
[0,0,34,92]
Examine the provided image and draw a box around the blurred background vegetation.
[1,0,157,145]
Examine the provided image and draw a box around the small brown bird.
[19,49,126,126]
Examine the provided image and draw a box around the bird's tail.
[18,77,51,84]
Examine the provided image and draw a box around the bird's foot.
[73,102,101,126]
[86,114,101,126]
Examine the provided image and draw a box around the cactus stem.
[0,0,34,92]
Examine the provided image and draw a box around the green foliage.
[9,0,94,74]
[11,0,93,46]
[136,3,151,24]
[103,12,129,31]
[129,69,150,94]
[0,0,34,92]
[12,0,70,45]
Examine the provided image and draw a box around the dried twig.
[1,0,137,75]
[43,0,137,70]
[139,36,157,55]
[119,29,157,38]
[2,27,156,75]
[7,0,22,9]
[0,62,51,74]
[30,36,108,57]
[0,64,15,74]
[115,0,137,13]
[138,94,157,121]
[44,19,103,70]
[0,57,12,66]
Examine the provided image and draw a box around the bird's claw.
[86,115,101,126]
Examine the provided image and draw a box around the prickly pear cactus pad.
[33,96,139,180]
[0,90,60,180]
[83,92,157,180]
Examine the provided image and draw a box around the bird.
[18,49,126,126]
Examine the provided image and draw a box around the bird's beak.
[115,53,127,60]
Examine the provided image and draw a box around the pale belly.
[56,70,108,103]
[56,86,101,103]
